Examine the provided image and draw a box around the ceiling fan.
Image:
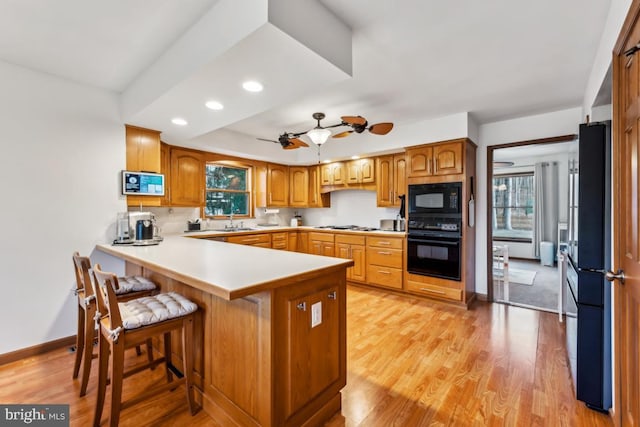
[257,112,394,150]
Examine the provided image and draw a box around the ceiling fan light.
[307,127,331,145]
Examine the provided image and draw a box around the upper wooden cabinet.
[267,163,289,207]
[376,153,406,207]
[321,162,345,186]
[308,166,330,208]
[346,158,375,184]
[170,147,204,206]
[125,125,161,173]
[406,140,463,178]
[125,125,163,207]
[289,167,309,208]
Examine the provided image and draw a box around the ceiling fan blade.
[369,122,394,135]
[257,137,278,143]
[332,130,353,138]
[282,138,309,150]
[341,115,367,126]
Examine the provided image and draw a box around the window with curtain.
[204,163,251,217]
[493,172,534,241]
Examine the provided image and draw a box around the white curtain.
[534,162,559,257]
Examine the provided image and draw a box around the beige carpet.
[509,268,537,285]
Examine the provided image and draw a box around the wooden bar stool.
[72,252,157,397]
[92,264,198,427]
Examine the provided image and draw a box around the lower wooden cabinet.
[272,232,288,250]
[335,234,366,283]
[365,236,404,289]
[405,274,463,302]
[227,233,271,248]
[309,232,335,256]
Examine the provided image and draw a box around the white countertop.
[96,235,353,300]
[180,225,407,237]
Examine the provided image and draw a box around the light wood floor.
[0,285,611,426]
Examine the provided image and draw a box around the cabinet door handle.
[421,287,445,295]
[243,238,260,243]
[328,291,337,300]
[377,241,391,246]
[296,302,306,311]
[378,251,392,255]
[378,270,391,275]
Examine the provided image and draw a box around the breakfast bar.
[96,235,353,427]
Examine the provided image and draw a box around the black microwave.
[408,182,462,215]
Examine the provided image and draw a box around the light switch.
[311,301,322,328]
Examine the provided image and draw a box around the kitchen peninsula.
[96,235,353,427]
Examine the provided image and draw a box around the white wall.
[0,60,125,354]
[476,107,583,296]
[302,191,399,228]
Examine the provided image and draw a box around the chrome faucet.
[227,212,234,228]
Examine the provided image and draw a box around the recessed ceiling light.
[205,101,224,110]
[171,118,188,126]
[351,155,360,160]
[242,80,263,92]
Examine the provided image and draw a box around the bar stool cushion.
[118,292,197,330]
[113,276,157,295]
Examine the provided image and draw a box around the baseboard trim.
[0,335,76,366]
[476,293,488,302]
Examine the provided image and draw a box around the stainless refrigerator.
[565,120,611,412]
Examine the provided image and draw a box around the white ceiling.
[0,0,612,161]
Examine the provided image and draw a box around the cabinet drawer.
[227,233,271,245]
[272,232,287,241]
[366,248,402,268]
[272,239,287,250]
[366,266,402,289]
[406,280,462,301]
[309,232,335,243]
[335,234,366,245]
[366,236,403,249]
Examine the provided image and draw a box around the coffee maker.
[115,211,162,245]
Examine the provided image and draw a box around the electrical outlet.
[311,302,322,328]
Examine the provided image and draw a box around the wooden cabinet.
[272,232,288,250]
[160,142,171,206]
[376,153,406,207]
[289,167,309,207]
[297,231,309,253]
[288,232,298,252]
[308,166,330,208]
[227,233,271,248]
[125,125,161,173]
[404,138,477,307]
[267,163,289,207]
[406,140,463,178]
[170,147,204,206]
[309,232,335,257]
[366,236,403,289]
[346,158,375,184]
[335,234,366,283]
[274,272,346,424]
[320,162,345,186]
[125,125,162,207]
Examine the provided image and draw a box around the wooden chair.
[92,264,198,427]
[72,252,157,397]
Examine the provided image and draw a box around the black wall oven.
[407,230,461,280]
[407,180,463,281]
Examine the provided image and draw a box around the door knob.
[605,269,625,284]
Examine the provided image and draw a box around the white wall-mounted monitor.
[121,171,165,196]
